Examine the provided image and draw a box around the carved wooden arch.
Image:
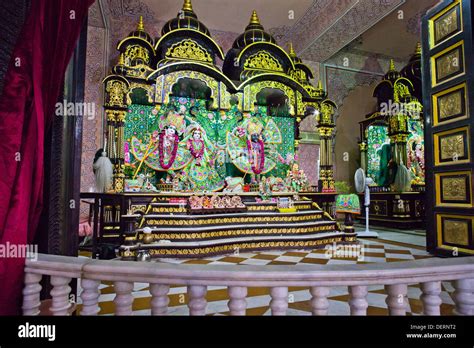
[242,80,296,115]
[160,70,219,109]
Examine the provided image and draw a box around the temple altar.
[89,0,354,259]
[358,46,426,228]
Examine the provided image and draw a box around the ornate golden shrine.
[358,45,426,228]
[102,0,338,193]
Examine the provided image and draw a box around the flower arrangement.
[247,139,265,174]
[158,130,179,170]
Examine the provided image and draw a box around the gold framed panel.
[433,126,470,165]
[436,214,474,253]
[435,171,472,207]
[428,0,463,48]
[432,82,468,126]
[431,41,465,87]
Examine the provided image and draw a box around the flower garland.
[247,139,265,174]
[188,138,204,166]
[158,130,179,170]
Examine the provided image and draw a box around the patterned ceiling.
[92,0,437,63]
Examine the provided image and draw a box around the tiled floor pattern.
[76,230,458,315]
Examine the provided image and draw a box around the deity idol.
[226,113,282,175]
[407,135,425,184]
[130,110,192,172]
[181,123,224,191]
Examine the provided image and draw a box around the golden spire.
[389,59,396,71]
[137,15,144,31]
[415,42,422,55]
[182,0,193,12]
[317,80,323,90]
[288,42,296,58]
[118,53,125,65]
[249,10,260,25]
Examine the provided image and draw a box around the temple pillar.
[316,102,336,192]
[358,141,367,172]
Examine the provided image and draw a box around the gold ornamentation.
[440,133,464,160]
[443,218,469,246]
[143,213,324,226]
[140,224,335,240]
[249,10,260,25]
[165,39,213,63]
[359,142,367,151]
[431,41,464,86]
[433,3,460,45]
[106,80,127,107]
[244,81,295,114]
[243,51,283,72]
[146,237,349,256]
[125,45,150,65]
[436,48,461,81]
[161,70,219,109]
[127,82,154,105]
[183,0,193,11]
[433,83,467,125]
[442,177,467,201]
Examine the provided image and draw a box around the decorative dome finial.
[389,59,396,72]
[415,42,422,55]
[183,0,193,12]
[137,15,144,31]
[250,10,260,25]
[317,80,323,90]
[118,53,125,66]
[288,42,296,58]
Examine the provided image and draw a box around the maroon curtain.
[0,0,94,315]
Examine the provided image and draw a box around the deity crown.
[247,118,263,135]
[165,111,185,133]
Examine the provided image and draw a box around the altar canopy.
[102,0,338,194]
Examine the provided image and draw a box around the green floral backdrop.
[124,97,295,187]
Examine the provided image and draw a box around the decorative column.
[103,75,129,192]
[388,92,409,167]
[316,102,336,192]
[358,141,367,172]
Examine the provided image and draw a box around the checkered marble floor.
[76,230,458,315]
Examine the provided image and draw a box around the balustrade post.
[188,285,207,316]
[228,286,247,315]
[80,278,101,316]
[453,279,474,315]
[420,281,442,315]
[50,276,72,315]
[310,286,330,315]
[114,281,134,315]
[22,272,42,316]
[270,287,288,315]
[150,284,170,315]
[385,284,408,316]
[349,285,368,315]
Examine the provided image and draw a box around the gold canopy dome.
[233,10,277,49]
[161,0,211,36]
[127,15,154,46]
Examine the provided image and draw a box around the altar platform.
[80,192,355,259]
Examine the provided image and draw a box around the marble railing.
[22,254,474,316]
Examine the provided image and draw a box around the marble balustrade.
[22,253,474,316]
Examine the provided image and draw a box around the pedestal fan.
[354,168,378,237]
